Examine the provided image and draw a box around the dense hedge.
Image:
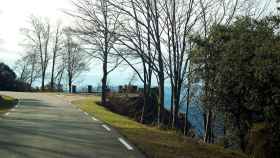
[0,62,30,91]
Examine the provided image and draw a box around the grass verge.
[0,95,18,114]
[72,98,247,158]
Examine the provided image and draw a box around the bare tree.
[63,31,88,93]
[21,15,51,90]
[159,0,200,128]
[110,0,167,126]
[67,0,121,105]
[111,0,201,127]
[15,56,29,83]
[50,22,63,90]
[55,60,66,90]
[15,49,41,88]
[110,0,157,123]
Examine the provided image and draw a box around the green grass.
[72,97,248,158]
[0,95,17,114]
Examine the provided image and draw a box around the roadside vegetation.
[73,98,247,158]
[0,95,17,114]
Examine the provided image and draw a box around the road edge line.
[118,138,134,150]
[102,124,111,131]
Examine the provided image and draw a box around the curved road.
[0,92,145,158]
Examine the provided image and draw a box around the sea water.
[164,87,204,136]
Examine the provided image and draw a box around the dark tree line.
[192,15,280,156]
[0,62,29,91]
[0,63,17,90]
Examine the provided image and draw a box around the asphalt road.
[0,92,145,158]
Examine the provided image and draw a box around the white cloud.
[0,0,73,65]
[0,0,132,86]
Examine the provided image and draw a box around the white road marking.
[92,116,99,121]
[102,124,111,131]
[118,138,134,150]
[84,112,89,116]
[5,112,10,116]
[11,109,16,111]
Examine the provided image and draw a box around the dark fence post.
[72,85,77,93]
[88,85,92,93]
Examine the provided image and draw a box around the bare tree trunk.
[141,77,147,123]
[19,64,27,81]
[169,84,174,126]
[101,0,109,106]
[57,66,65,88]
[42,26,50,91]
[171,0,179,128]
[204,109,212,143]
[172,86,179,128]
[184,86,191,135]
[184,62,192,135]
[41,70,46,91]
[68,77,72,93]
[50,55,56,90]
[29,56,35,88]
[158,71,165,126]
[50,24,61,90]
[39,21,50,91]
[101,57,108,106]
[153,0,165,126]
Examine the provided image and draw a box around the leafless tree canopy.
[67,0,123,105]
[21,15,51,90]
[63,30,88,92]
